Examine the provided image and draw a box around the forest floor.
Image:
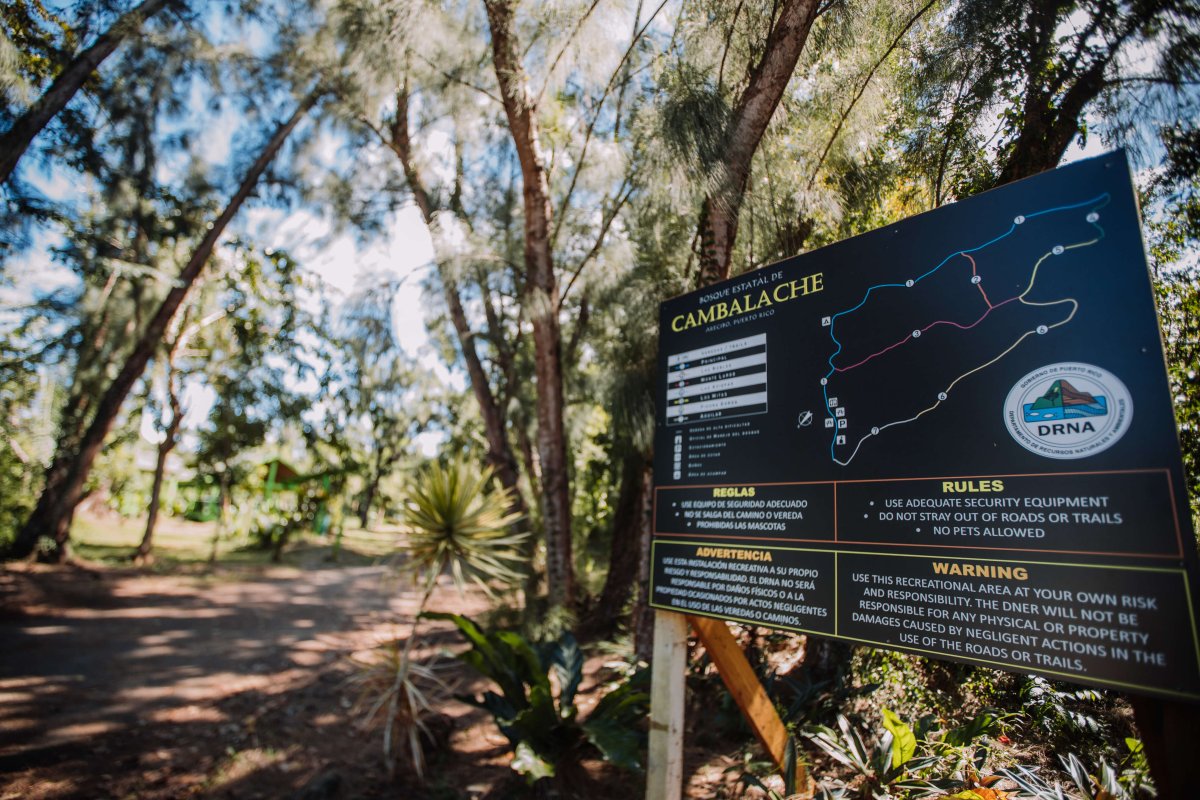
[0,513,749,800]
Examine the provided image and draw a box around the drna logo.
[1004,363,1132,459]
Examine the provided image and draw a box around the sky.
[244,203,437,356]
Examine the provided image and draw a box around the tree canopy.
[3,0,1200,795]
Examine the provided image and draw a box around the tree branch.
[717,0,746,94]
[535,0,603,105]
[805,0,937,192]
[558,178,634,308]
[412,51,503,105]
[549,0,672,248]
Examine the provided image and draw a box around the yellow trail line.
[835,235,1100,466]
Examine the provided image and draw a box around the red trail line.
[962,253,993,307]
[834,296,1019,373]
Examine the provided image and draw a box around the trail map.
[651,151,1200,702]
[822,194,1108,466]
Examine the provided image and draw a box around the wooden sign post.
[647,610,688,800]
[646,609,813,799]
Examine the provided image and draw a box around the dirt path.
[0,561,502,799]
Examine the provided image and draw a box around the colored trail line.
[822,193,1111,466]
[835,296,1019,374]
[963,253,993,307]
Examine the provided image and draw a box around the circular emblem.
[1003,363,1132,459]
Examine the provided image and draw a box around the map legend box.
[666,333,768,426]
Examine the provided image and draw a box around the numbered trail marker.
[651,151,1200,702]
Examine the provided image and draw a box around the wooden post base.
[646,610,688,800]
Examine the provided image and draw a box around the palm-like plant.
[404,459,527,594]
[356,459,526,777]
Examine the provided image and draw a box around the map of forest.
[821,193,1111,466]
[654,153,1200,700]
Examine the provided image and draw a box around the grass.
[70,508,407,571]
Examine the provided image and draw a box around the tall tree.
[481,0,576,608]
[6,90,322,561]
[900,0,1200,199]
[1145,127,1200,517]
[0,0,177,185]
[380,81,531,533]
[333,0,657,609]
[694,0,822,286]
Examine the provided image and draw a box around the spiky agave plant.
[403,459,527,595]
[358,459,526,777]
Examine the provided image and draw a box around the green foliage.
[881,707,917,769]
[352,455,528,777]
[736,733,807,800]
[193,244,309,491]
[897,0,1200,198]
[1147,260,1200,524]
[0,0,75,98]
[938,710,1003,750]
[427,612,649,784]
[308,275,433,528]
[247,479,333,560]
[803,707,1010,799]
[0,360,44,544]
[656,61,732,177]
[0,450,30,547]
[1017,677,1105,750]
[804,711,939,798]
[403,459,526,594]
[1000,747,1156,800]
[1115,738,1155,798]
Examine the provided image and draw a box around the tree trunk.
[385,83,532,549]
[587,451,649,635]
[994,60,1110,187]
[31,299,126,556]
[135,330,186,563]
[359,468,379,529]
[696,0,821,287]
[209,470,231,564]
[0,0,174,185]
[632,464,655,663]
[992,1,1149,188]
[483,0,575,609]
[135,394,181,563]
[5,91,320,562]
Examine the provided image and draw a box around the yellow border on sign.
[1185,572,1200,675]
[647,539,1200,702]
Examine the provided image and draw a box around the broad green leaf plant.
[427,612,650,787]
[803,708,1009,799]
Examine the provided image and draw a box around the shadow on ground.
[0,562,523,799]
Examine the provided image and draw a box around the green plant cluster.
[428,612,649,787]
[800,707,1002,798]
[722,646,1159,800]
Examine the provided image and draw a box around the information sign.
[650,151,1200,701]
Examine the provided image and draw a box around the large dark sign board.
[651,151,1200,702]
